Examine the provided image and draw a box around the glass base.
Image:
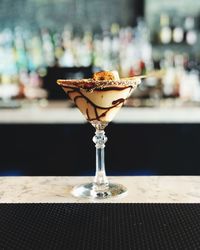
[71,183,127,199]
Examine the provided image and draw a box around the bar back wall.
[0,0,141,31]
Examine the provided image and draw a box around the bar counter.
[0,176,199,203]
[1,101,200,124]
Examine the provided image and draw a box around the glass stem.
[93,129,109,190]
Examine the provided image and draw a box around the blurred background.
[0,0,200,176]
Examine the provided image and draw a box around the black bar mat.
[0,204,199,250]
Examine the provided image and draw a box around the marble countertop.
[0,176,199,203]
[1,101,200,124]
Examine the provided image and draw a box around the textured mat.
[0,204,199,250]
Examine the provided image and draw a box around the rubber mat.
[0,204,199,250]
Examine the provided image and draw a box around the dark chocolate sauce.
[86,108,90,120]
[63,86,132,121]
[112,98,125,105]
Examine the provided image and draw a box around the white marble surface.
[0,176,199,203]
[1,101,200,124]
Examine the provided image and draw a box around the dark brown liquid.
[63,86,132,121]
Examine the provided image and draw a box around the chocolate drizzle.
[112,98,125,105]
[64,86,133,122]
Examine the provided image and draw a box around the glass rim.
[57,75,145,89]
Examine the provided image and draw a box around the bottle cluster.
[0,19,199,103]
[154,14,199,45]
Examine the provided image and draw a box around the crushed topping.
[93,71,120,81]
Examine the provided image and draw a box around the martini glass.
[57,76,142,199]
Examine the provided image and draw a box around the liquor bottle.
[59,27,75,67]
[14,27,29,71]
[41,29,55,67]
[172,17,184,43]
[159,14,172,44]
[184,17,198,45]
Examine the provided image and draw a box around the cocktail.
[57,71,143,199]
